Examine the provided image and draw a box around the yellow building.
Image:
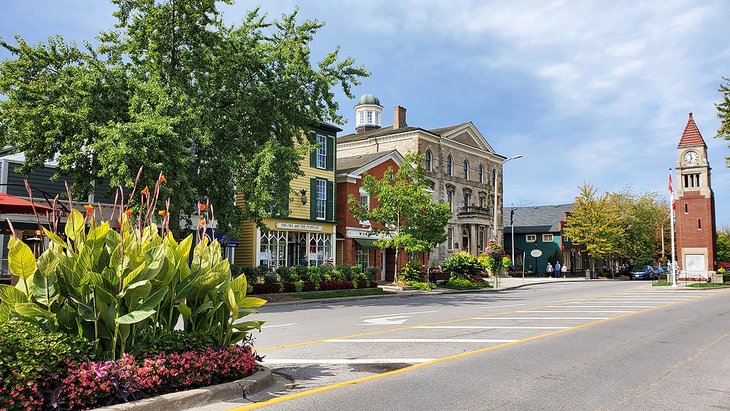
[234,122,340,268]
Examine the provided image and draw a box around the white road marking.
[324,338,518,343]
[473,317,610,320]
[363,316,410,325]
[480,303,526,309]
[521,310,633,313]
[263,358,435,365]
[557,305,652,308]
[590,301,685,304]
[416,325,570,330]
[361,310,437,319]
[261,323,296,329]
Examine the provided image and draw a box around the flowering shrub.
[442,251,483,279]
[478,241,511,277]
[57,346,257,410]
[444,277,491,290]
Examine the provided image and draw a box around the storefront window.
[259,230,287,267]
[309,233,332,266]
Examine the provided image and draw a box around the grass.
[688,282,730,288]
[652,281,672,286]
[287,287,389,300]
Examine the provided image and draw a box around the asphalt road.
[196,281,730,410]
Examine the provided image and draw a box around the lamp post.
[492,155,523,244]
[491,154,522,289]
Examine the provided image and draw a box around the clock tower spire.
[674,112,716,279]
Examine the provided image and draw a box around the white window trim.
[316,134,327,169]
[526,234,537,242]
[542,234,553,242]
[358,188,370,226]
[316,179,326,220]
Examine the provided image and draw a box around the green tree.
[349,152,451,284]
[716,78,730,167]
[717,226,730,264]
[0,1,368,236]
[612,191,668,265]
[563,184,623,273]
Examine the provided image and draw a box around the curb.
[96,366,273,411]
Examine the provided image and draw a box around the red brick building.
[674,113,717,278]
[335,150,421,282]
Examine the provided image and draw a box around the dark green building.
[503,203,587,276]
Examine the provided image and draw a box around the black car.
[629,265,658,280]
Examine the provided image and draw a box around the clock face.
[683,151,699,165]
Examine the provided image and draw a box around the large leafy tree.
[612,191,668,265]
[717,226,730,264]
[0,0,367,236]
[564,184,623,273]
[349,152,452,284]
[716,77,730,167]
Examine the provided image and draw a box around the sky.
[1,0,729,227]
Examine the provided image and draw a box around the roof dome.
[357,93,381,106]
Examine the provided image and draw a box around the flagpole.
[669,168,677,288]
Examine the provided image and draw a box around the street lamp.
[492,154,522,290]
[492,155,523,243]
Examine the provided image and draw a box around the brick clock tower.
[674,113,717,278]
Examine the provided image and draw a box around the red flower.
[84,204,94,214]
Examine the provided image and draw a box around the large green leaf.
[115,309,155,325]
[123,280,151,309]
[43,228,68,249]
[64,209,85,242]
[15,302,55,320]
[233,320,266,332]
[37,249,60,278]
[176,302,192,321]
[121,263,148,288]
[177,235,193,261]
[32,272,59,307]
[8,237,37,280]
[0,284,28,303]
[136,285,168,312]
[239,297,267,308]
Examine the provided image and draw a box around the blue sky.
[2,0,729,227]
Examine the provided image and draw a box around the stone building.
[337,94,507,265]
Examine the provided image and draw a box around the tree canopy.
[348,152,452,283]
[0,0,368,236]
[717,226,730,264]
[716,77,730,167]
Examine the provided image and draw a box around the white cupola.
[354,93,383,133]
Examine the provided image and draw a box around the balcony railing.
[457,205,491,216]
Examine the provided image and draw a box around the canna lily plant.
[0,169,265,360]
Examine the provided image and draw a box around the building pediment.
[438,122,497,154]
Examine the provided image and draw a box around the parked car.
[629,265,658,280]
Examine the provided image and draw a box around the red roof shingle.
[678,112,706,147]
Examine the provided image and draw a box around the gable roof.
[336,150,404,176]
[503,203,573,234]
[678,112,706,147]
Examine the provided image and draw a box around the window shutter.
[310,133,316,167]
[310,178,316,219]
[326,180,334,222]
[327,135,335,171]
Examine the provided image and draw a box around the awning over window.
[353,238,378,248]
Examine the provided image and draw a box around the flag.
[510,209,515,226]
[668,171,673,193]
[668,170,676,210]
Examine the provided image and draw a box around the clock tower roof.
[678,112,707,148]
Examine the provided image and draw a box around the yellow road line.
[233,288,723,410]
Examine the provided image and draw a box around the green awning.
[354,238,378,248]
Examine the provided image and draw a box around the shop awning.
[0,193,53,214]
[354,238,379,248]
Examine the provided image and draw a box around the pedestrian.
[554,261,561,278]
[546,262,553,277]
[562,264,568,278]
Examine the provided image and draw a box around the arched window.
[463,160,469,179]
[425,149,432,171]
[447,155,453,176]
[492,168,497,186]
[478,164,484,183]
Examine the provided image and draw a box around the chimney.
[393,106,407,130]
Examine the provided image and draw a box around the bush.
[337,265,353,281]
[400,259,425,283]
[444,277,491,290]
[303,266,321,283]
[251,283,284,294]
[319,280,355,291]
[442,251,483,279]
[404,280,436,291]
[275,266,291,282]
[365,266,379,281]
[0,319,93,411]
